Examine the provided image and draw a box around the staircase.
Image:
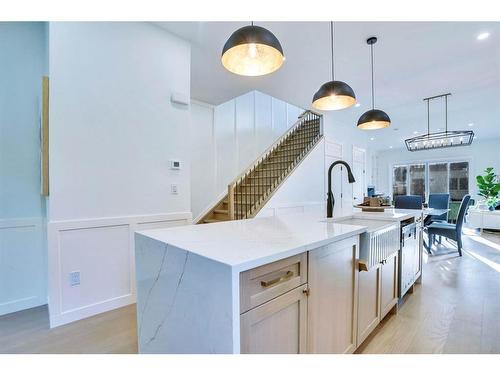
[198,110,323,224]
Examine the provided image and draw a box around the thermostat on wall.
[170,160,181,170]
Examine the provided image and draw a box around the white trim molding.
[0,217,47,316]
[47,211,191,327]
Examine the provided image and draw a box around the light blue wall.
[0,22,47,219]
[0,22,48,315]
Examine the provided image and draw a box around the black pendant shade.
[357,36,391,130]
[312,80,357,111]
[357,109,391,130]
[312,22,356,111]
[221,25,284,76]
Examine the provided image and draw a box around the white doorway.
[352,146,367,206]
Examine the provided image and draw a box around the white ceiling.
[155,22,500,151]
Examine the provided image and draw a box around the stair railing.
[228,110,323,220]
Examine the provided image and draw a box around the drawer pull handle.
[358,260,369,272]
[260,271,294,288]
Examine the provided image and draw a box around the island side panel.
[135,233,235,353]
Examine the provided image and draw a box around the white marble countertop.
[136,212,367,272]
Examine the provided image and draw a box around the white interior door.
[352,146,366,206]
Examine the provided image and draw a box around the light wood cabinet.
[240,233,402,353]
[240,285,308,354]
[357,264,380,345]
[357,251,399,348]
[380,252,398,319]
[307,237,359,354]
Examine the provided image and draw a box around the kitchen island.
[135,210,423,354]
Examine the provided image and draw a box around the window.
[392,161,469,202]
[429,163,448,194]
[449,162,469,201]
[409,164,425,200]
[392,166,407,197]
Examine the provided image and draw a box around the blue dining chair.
[394,195,423,209]
[426,194,471,256]
[428,193,450,223]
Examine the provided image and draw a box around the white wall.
[47,22,192,327]
[190,91,303,219]
[374,137,500,202]
[0,22,48,315]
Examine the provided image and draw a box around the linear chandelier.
[405,93,474,152]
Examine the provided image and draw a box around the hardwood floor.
[1,230,499,354]
[357,230,500,354]
[0,304,137,353]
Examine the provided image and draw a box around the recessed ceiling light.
[413,131,419,134]
[370,137,375,141]
[477,32,490,40]
[468,123,474,127]
[355,103,361,107]
[389,146,393,149]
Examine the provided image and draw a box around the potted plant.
[476,167,500,211]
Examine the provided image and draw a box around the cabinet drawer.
[240,253,307,313]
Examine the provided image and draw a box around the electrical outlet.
[171,184,178,195]
[70,271,80,287]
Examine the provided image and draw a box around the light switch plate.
[171,184,179,195]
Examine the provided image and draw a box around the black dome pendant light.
[357,37,391,130]
[221,22,285,76]
[312,22,356,111]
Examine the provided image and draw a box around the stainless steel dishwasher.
[399,217,422,298]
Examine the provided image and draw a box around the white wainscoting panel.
[0,217,47,316]
[48,212,191,327]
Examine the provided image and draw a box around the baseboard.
[47,211,191,328]
[0,295,47,317]
[49,293,135,328]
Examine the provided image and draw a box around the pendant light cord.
[370,42,375,109]
[330,21,335,81]
[427,99,430,136]
[445,95,448,133]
